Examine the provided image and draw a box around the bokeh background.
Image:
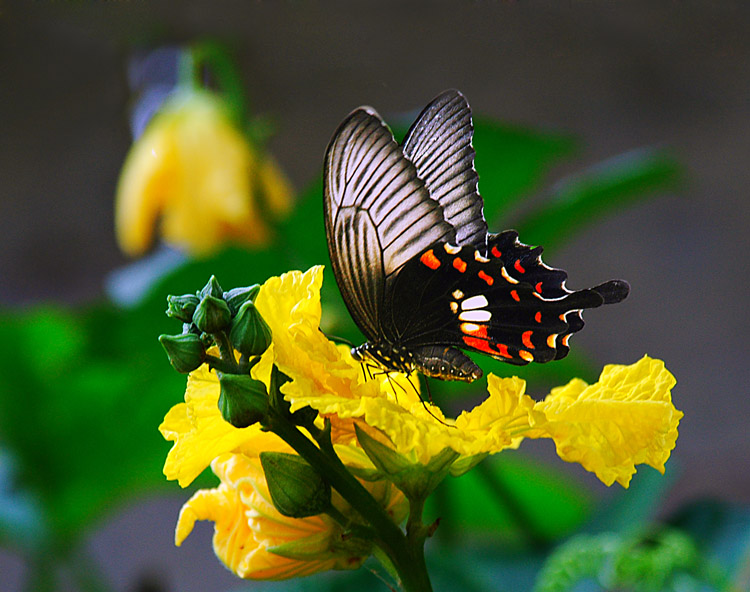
[1,3,749,591]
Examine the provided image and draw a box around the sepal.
[193,295,231,333]
[355,425,459,500]
[449,453,488,477]
[229,300,272,356]
[199,275,224,299]
[217,372,269,428]
[260,452,331,518]
[224,284,260,316]
[158,333,206,373]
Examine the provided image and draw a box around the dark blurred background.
[1,3,749,591]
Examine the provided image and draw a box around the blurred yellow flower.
[175,449,406,580]
[115,90,292,257]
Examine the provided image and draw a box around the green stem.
[213,331,240,373]
[266,409,432,592]
[204,354,240,375]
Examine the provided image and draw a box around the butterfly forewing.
[324,107,456,340]
[403,90,487,252]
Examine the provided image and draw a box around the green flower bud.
[260,452,331,518]
[217,372,269,428]
[166,294,200,323]
[228,301,272,356]
[199,275,224,299]
[193,295,231,333]
[159,333,206,373]
[223,284,260,316]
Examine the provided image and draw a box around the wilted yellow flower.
[115,90,292,257]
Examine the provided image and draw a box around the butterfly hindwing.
[387,237,609,366]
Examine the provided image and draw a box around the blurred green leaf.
[585,466,679,535]
[428,454,593,547]
[516,148,682,249]
[473,118,578,224]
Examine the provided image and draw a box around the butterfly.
[323,89,629,383]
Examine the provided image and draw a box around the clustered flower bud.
[160,275,276,429]
[158,333,206,374]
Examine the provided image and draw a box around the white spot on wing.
[459,310,492,322]
[444,243,461,254]
[500,267,518,284]
[461,295,489,310]
[452,289,464,299]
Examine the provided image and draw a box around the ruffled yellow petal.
[159,356,283,487]
[526,355,681,487]
[176,452,405,580]
[254,267,383,408]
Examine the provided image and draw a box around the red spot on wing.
[534,311,542,323]
[478,270,494,285]
[510,290,520,302]
[453,257,467,273]
[535,281,543,293]
[463,335,496,354]
[496,343,512,359]
[522,330,535,349]
[491,246,502,258]
[420,249,441,270]
[514,259,526,274]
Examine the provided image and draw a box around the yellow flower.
[162,266,680,489]
[252,266,680,486]
[175,450,407,580]
[160,265,680,579]
[115,90,292,257]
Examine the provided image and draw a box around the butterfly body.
[324,90,629,382]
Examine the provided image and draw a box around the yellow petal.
[176,452,403,580]
[114,115,175,255]
[159,360,279,487]
[530,356,681,487]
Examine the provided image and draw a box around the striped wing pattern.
[324,107,455,338]
[403,90,487,252]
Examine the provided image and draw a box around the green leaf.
[516,148,683,249]
[429,454,593,546]
[472,118,578,224]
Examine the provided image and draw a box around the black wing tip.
[593,279,630,304]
